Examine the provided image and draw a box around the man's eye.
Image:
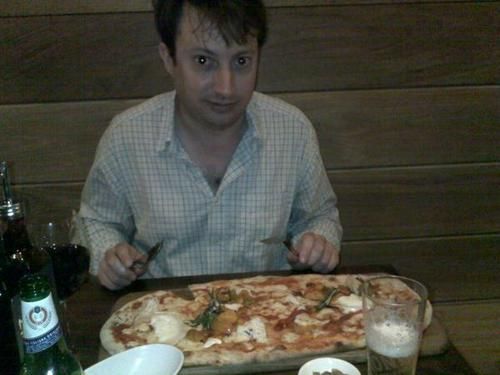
[236,57,250,66]
[195,56,208,65]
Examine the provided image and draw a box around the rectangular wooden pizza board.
[98,287,449,374]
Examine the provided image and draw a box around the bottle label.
[21,292,62,353]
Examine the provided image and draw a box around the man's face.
[160,4,260,132]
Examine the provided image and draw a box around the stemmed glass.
[28,220,90,347]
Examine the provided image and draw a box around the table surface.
[62,265,484,375]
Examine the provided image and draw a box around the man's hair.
[152,0,268,58]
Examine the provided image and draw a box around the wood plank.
[10,163,500,241]
[342,234,500,302]
[281,86,500,169]
[2,86,498,184]
[0,100,139,183]
[330,163,500,240]
[0,1,482,16]
[434,301,500,375]
[13,183,84,224]
[1,3,498,103]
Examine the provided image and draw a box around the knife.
[260,238,297,255]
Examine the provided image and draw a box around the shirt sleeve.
[288,118,343,250]
[73,126,135,275]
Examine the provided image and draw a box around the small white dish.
[85,344,184,375]
[298,357,361,375]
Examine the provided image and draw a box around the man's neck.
[174,111,247,191]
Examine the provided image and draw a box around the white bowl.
[85,344,184,375]
[298,357,361,375]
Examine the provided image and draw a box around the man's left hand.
[287,232,339,273]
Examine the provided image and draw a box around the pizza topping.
[215,287,232,303]
[188,290,222,330]
[294,312,328,327]
[224,303,243,311]
[133,297,159,325]
[230,317,268,343]
[313,370,347,375]
[334,294,363,313]
[112,323,147,346]
[212,310,239,336]
[316,287,338,311]
[135,322,150,333]
[203,337,222,348]
[185,328,210,343]
[283,293,303,307]
[274,308,306,331]
[282,331,300,343]
[150,312,188,344]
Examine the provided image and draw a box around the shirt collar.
[246,92,264,151]
[156,91,264,154]
[155,91,177,154]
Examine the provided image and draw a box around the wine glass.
[29,221,90,301]
[28,220,90,348]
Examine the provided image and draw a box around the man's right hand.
[98,243,147,290]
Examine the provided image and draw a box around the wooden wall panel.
[0,1,480,16]
[1,2,498,104]
[282,87,500,169]
[330,164,500,240]
[2,87,498,184]
[1,100,138,183]
[342,235,500,301]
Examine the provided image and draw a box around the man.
[76,0,342,290]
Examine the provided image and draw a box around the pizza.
[100,273,432,367]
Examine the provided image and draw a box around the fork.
[131,240,164,272]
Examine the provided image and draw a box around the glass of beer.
[362,275,428,375]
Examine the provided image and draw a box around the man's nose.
[213,66,233,96]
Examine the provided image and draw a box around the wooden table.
[64,265,482,374]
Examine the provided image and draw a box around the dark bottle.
[0,162,53,294]
[18,273,84,375]
[0,235,22,375]
[0,161,32,259]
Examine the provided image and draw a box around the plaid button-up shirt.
[77,91,342,277]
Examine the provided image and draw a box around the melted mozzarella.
[283,294,303,307]
[224,303,242,311]
[335,294,363,313]
[150,312,188,345]
[282,332,299,343]
[228,317,268,343]
[294,312,327,327]
[133,297,159,325]
[203,337,222,348]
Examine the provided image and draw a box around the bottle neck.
[20,291,68,355]
[0,235,8,265]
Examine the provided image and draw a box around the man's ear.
[159,42,174,76]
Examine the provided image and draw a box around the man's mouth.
[207,100,237,112]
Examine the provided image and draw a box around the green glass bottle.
[18,274,84,375]
[0,235,22,375]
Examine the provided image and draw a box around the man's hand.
[98,243,147,290]
[287,232,339,273]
